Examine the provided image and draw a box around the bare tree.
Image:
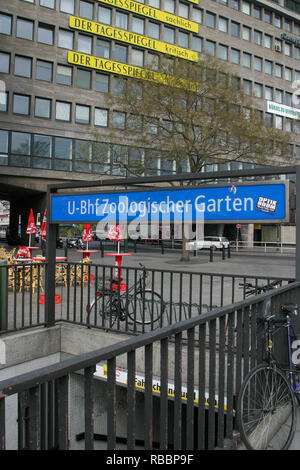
[90,54,291,260]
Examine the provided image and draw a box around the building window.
[33,134,52,158]
[164,26,175,43]
[132,17,144,35]
[231,48,240,64]
[285,67,293,81]
[254,30,262,45]
[218,17,228,33]
[0,130,8,154]
[285,19,292,32]
[40,0,56,8]
[78,34,92,54]
[243,79,252,95]
[274,14,281,28]
[178,31,189,48]
[275,115,283,129]
[284,43,292,56]
[254,56,262,72]
[264,34,272,49]
[94,108,108,126]
[165,0,175,13]
[206,12,216,28]
[96,39,110,58]
[76,69,91,89]
[264,9,272,24]
[242,52,251,68]
[35,97,51,118]
[253,82,263,98]
[148,22,160,39]
[14,56,32,78]
[265,60,273,75]
[11,132,31,155]
[265,112,273,126]
[178,2,189,18]
[0,52,10,73]
[275,89,283,104]
[285,91,292,106]
[36,60,53,81]
[192,8,202,23]
[275,63,283,78]
[218,44,228,60]
[0,13,12,35]
[58,29,74,49]
[38,23,54,45]
[285,118,293,132]
[231,21,240,37]
[116,12,128,29]
[60,0,74,14]
[265,86,273,100]
[16,18,34,40]
[192,36,202,52]
[253,5,261,19]
[0,92,8,112]
[242,25,251,41]
[75,104,90,124]
[230,0,239,10]
[56,64,72,85]
[114,44,128,62]
[56,101,71,121]
[98,6,111,24]
[13,94,30,115]
[206,40,216,56]
[54,137,72,159]
[79,1,94,19]
[112,111,126,129]
[95,72,109,92]
[131,49,144,66]
[241,1,251,14]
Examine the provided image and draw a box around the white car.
[187,236,230,251]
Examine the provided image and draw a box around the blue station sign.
[50,181,288,224]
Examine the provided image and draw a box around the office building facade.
[0,0,299,240]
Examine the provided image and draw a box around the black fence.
[0,280,299,450]
[0,261,293,335]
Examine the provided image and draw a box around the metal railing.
[0,261,293,335]
[0,280,299,450]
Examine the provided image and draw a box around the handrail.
[1,280,299,397]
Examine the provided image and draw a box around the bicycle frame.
[265,314,300,394]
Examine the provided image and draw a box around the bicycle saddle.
[280,304,297,315]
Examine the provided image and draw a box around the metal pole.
[0,260,7,331]
[45,189,57,327]
[296,165,300,283]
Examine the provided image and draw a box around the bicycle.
[86,263,166,329]
[236,303,300,450]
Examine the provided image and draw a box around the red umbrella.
[108,224,123,254]
[40,209,47,241]
[26,208,37,235]
[26,208,37,247]
[107,224,123,242]
[82,224,93,242]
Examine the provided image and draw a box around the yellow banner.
[69,16,198,62]
[96,0,199,33]
[68,50,197,90]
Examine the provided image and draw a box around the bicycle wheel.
[127,290,164,325]
[86,293,120,328]
[237,364,296,450]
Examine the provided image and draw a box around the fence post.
[209,246,213,262]
[0,260,7,331]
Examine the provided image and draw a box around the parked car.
[187,236,230,251]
